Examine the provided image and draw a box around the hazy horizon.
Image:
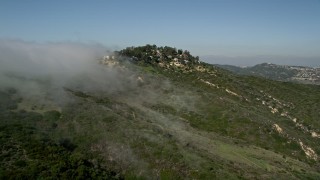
[201,55,320,67]
[0,0,319,67]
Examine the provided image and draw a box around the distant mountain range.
[216,63,320,85]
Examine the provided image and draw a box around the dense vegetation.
[0,90,122,179]
[116,44,200,66]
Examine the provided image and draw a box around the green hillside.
[1,45,319,179]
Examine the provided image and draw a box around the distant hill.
[216,63,320,85]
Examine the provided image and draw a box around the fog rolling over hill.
[0,43,320,179]
[0,40,136,106]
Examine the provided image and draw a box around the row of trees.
[116,44,200,65]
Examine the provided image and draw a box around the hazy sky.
[1,0,319,66]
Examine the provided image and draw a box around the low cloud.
[0,39,132,105]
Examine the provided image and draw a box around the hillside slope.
[1,45,319,179]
